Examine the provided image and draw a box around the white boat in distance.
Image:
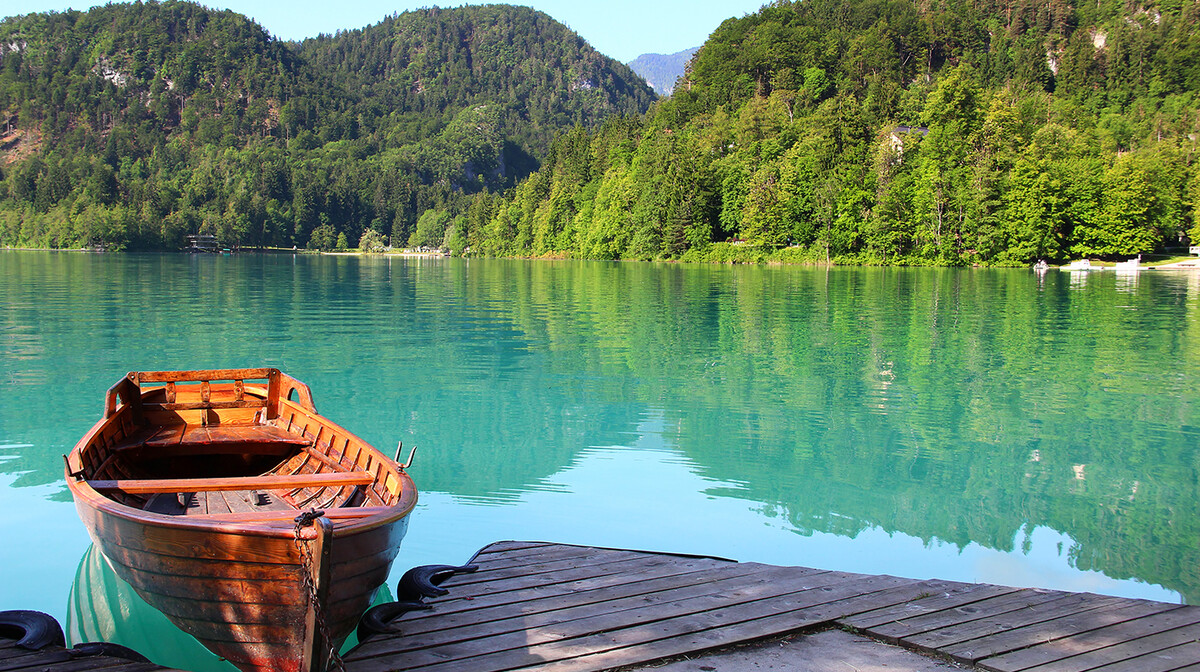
[1114,255,1142,271]
[1061,259,1095,271]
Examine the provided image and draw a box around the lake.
[1,251,1197,659]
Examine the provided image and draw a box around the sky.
[3,0,768,63]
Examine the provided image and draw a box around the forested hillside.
[298,6,654,157]
[0,1,655,250]
[3,0,1197,263]
[460,0,1200,264]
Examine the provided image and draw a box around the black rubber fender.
[396,564,479,601]
[0,610,66,650]
[69,642,151,662]
[355,601,431,642]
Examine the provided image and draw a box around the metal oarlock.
[396,442,417,470]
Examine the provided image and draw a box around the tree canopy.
[0,1,655,250]
[464,0,1200,265]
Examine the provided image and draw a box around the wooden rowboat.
[64,369,418,672]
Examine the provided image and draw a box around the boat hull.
[65,369,417,672]
[73,500,409,672]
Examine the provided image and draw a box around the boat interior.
[69,369,402,519]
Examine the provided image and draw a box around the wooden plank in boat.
[141,425,185,449]
[87,506,403,575]
[205,490,233,515]
[143,492,187,515]
[156,400,267,411]
[190,506,393,524]
[103,550,299,583]
[87,471,374,494]
[215,490,296,515]
[137,369,275,383]
[164,617,304,647]
[148,592,314,628]
[195,425,309,445]
[104,561,307,607]
[116,425,308,459]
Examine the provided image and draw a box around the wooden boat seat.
[113,423,312,458]
[87,471,375,494]
[103,471,374,516]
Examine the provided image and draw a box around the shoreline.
[5,245,1200,269]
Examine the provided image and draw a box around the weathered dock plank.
[0,639,168,672]
[866,588,1071,643]
[911,593,1126,654]
[978,610,1200,671]
[366,564,782,648]
[394,555,754,624]
[842,582,1022,630]
[945,598,1184,666]
[343,542,1200,672]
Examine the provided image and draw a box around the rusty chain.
[294,509,345,672]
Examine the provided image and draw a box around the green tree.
[359,228,386,252]
[410,209,451,249]
[308,223,336,250]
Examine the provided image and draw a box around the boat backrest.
[105,368,317,423]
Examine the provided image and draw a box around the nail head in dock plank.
[342,541,1200,672]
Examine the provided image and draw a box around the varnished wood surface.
[344,541,1199,672]
[89,470,375,494]
[66,369,418,672]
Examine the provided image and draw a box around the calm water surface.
[2,252,1198,663]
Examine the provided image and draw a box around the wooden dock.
[344,541,1200,672]
[7,540,1198,672]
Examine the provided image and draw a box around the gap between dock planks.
[344,541,1200,672]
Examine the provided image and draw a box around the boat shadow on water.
[66,543,391,672]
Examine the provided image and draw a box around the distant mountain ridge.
[628,47,699,95]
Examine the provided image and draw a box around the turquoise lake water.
[1,251,1198,663]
